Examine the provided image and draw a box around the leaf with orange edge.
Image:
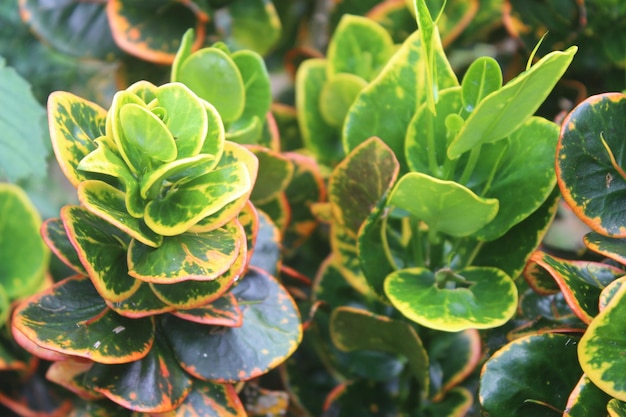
[48,91,107,187]
[106,0,208,64]
[529,251,624,323]
[148,232,246,309]
[557,92,626,237]
[563,374,611,417]
[256,193,290,234]
[176,380,246,417]
[187,141,259,234]
[249,146,294,205]
[85,335,193,413]
[171,293,242,327]
[238,201,259,267]
[13,275,155,364]
[61,205,141,303]
[523,252,561,295]
[46,358,102,400]
[161,267,302,382]
[249,205,282,277]
[584,232,626,265]
[41,218,86,275]
[128,219,244,284]
[282,152,326,254]
[106,281,172,319]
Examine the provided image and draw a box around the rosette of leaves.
[480,92,626,416]
[324,0,577,332]
[10,75,302,414]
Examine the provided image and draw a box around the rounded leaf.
[385,266,517,331]
[557,92,626,237]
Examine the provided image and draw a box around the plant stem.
[458,144,481,185]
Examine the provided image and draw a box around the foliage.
[2,0,626,416]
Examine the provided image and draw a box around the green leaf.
[48,91,107,187]
[330,136,400,235]
[461,56,502,113]
[295,58,343,165]
[564,374,611,417]
[61,205,141,303]
[480,333,582,417]
[221,0,281,56]
[343,30,458,172]
[530,251,623,323]
[250,147,294,205]
[107,0,208,64]
[119,102,177,168]
[0,183,48,304]
[0,58,48,182]
[579,283,626,401]
[13,275,155,364]
[420,387,474,417]
[41,217,86,275]
[107,281,171,318]
[385,266,517,331]
[319,73,367,128]
[557,92,626,237]
[162,267,302,382]
[323,379,399,416]
[144,161,251,235]
[170,293,242,327]
[129,219,244,284]
[228,50,272,140]
[174,380,246,416]
[388,172,499,237]
[608,399,626,416]
[426,329,481,400]
[330,306,429,389]
[326,14,395,80]
[85,335,192,413]
[448,46,577,158]
[156,82,209,158]
[474,116,559,240]
[474,186,560,279]
[148,234,245,310]
[78,180,162,247]
[20,0,121,59]
[585,232,626,265]
[177,48,245,123]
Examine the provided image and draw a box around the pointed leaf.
[129,219,244,284]
[85,336,193,413]
[330,306,429,389]
[448,46,577,158]
[48,91,107,187]
[388,172,499,237]
[162,267,302,382]
[13,275,155,363]
[385,266,517,331]
[61,205,141,303]
[557,92,626,237]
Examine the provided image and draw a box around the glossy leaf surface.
[162,268,301,382]
[13,275,155,364]
[385,266,517,331]
[579,283,626,401]
[388,172,498,237]
[564,374,611,417]
[557,93,626,237]
[480,333,582,417]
